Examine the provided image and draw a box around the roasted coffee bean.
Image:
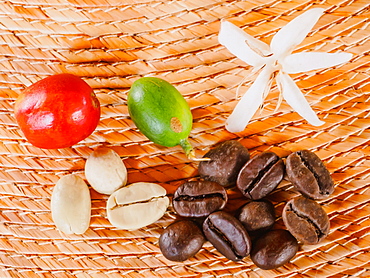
[198,140,250,187]
[159,220,205,262]
[282,196,330,245]
[237,152,284,200]
[238,199,275,235]
[203,211,251,261]
[286,150,334,199]
[173,180,227,218]
[250,229,298,270]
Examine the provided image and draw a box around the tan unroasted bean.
[107,182,169,230]
[51,174,91,234]
[85,147,127,195]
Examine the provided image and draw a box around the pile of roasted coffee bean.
[159,140,334,270]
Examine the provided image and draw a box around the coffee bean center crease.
[244,159,279,196]
[174,193,226,202]
[288,203,325,239]
[297,151,330,195]
[110,196,167,209]
[206,219,244,260]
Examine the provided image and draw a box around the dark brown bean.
[250,229,298,270]
[198,140,250,187]
[238,199,276,235]
[173,180,227,218]
[203,211,251,261]
[286,150,334,199]
[237,152,284,200]
[282,196,330,245]
[159,220,205,262]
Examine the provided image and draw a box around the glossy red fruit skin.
[14,74,100,149]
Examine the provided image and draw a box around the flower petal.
[277,72,325,126]
[226,66,274,133]
[282,52,353,74]
[218,20,269,67]
[270,8,325,58]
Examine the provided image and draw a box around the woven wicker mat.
[0,0,369,277]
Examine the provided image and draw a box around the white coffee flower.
[219,8,353,133]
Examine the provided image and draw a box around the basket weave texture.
[0,0,370,277]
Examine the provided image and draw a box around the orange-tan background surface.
[0,0,369,277]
